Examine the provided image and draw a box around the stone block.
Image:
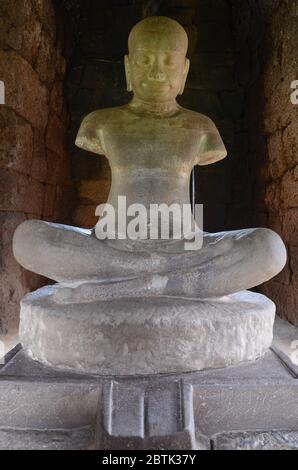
[0,324,297,450]
[45,113,66,157]
[43,184,56,219]
[0,170,30,212]
[100,380,196,450]
[264,180,281,211]
[282,209,298,245]
[33,0,56,40]
[267,130,287,180]
[53,184,76,221]
[0,170,44,214]
[34,30,56,85]
[0,428,93,451]
[0,108,33,174]
[21,8,42,64]
[0,211,47,338]
[0,212,27,335]
[19,287,275,375]
[46,149,61,185]
[289,246,298,285]
[0,379,99,430]
[49,79,63,116]
[0,50,48,131]
[55,50,66,79]
[282,120,298,168]
[280,166,298,209]
[46,150,71,187]
[30,129,47,183]
[26,178,45,216]
[261,280,298,326]
[264,78,297,134]
[0,0,26,51]
[213,430,298,450]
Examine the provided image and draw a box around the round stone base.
[19,286,276,375]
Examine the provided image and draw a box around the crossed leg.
[13,220,287,302]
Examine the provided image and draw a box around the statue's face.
[125,34,189,102]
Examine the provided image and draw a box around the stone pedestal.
[0,317,298,450]
[19,286,275,375]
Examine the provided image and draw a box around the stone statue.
[12,17,287,375]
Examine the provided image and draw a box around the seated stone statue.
[13,16,286,302]
[12,17,287,375]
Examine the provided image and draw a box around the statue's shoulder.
[178,108,227,165]
[178,107,218,133]
[75,106,127,155]
[81,105,126,127]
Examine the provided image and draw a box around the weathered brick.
[43,184,56,218]
[283,209,298,245]
[45,113,66,157]
[50,79,64,115]
[0,169,44,214]
[21,8,42,64]
[0,211,47,335]
[0,108,33,174]
[0,0,26,51]
[34,30,56,85]
[0,50,48,131]
[54,184,76,221]
[31,129,47,182]
[280,166,298,209]
[267,131,288,180]
[32,0,56,40]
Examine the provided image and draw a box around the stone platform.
[0,317,297,450]
[19,286,275,375]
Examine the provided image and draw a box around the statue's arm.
[75,111,105,155]
[196,117,227,166]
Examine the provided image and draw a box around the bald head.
[128,16,188,55]
[125,16,190,102]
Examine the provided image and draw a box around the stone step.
[98,380,198,450]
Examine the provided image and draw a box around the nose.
[148,57,166,82]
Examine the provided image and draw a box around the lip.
[144,81,170,88]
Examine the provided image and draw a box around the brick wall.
[231,0,298,325]
[0,0,75,338]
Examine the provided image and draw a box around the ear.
[124,55,133,92]
[178,58,190,95]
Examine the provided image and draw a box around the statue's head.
[125,16,189,103]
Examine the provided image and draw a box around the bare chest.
[101,118,201,172]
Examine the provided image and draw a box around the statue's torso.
[76,104,226,246]
[97,106,207,209]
